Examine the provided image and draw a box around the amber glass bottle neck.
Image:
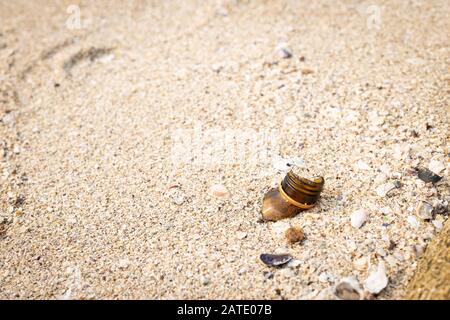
[281,171,324,205]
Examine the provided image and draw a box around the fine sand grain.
[0,0,449,299]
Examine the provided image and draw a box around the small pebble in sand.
[407,215,420,229]
[14,207,23,217]
[284,226,305,244]
[118,258,130,269]
[211,63,223,73]
[415,201,433,220]
[428,160,445,175]
[301,68,314,75]
[275,43,292,59]
[350,209,368,228]
[334,276,361,300]
[364,262,388,294]
[209,184,230,199]
[375,182,396,197]
[200,276,210,286]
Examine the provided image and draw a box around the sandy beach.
[0,0,449,299]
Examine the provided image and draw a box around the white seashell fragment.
[209,184,230,199]
[287,259,302,268]
[350,209,368,228]
[364,262,388,294]
[432,219,443,231]
[428,160,445,175]
[275,43,292,59]
[415,201,433,220]
[375,182,396,197]
[407,215,420,229]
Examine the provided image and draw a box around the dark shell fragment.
[334,282,360,300]
[416,167,443,184]
[260,253,292,267]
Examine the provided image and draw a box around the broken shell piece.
[353,256,368,271]
[275,43,292,59]
[416,167,443,184]
[287,259,302,268]
[260,253,293,267]
[432,219,443,231]
[364,262,388,294]
[284,226,305,244]
[375,182,396,197]
[428,160,445,175]
[209,184,230,199]
[416,201,433,220]
[334,276,362,300]
[262,170,324,221]
[236,231,247,240]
